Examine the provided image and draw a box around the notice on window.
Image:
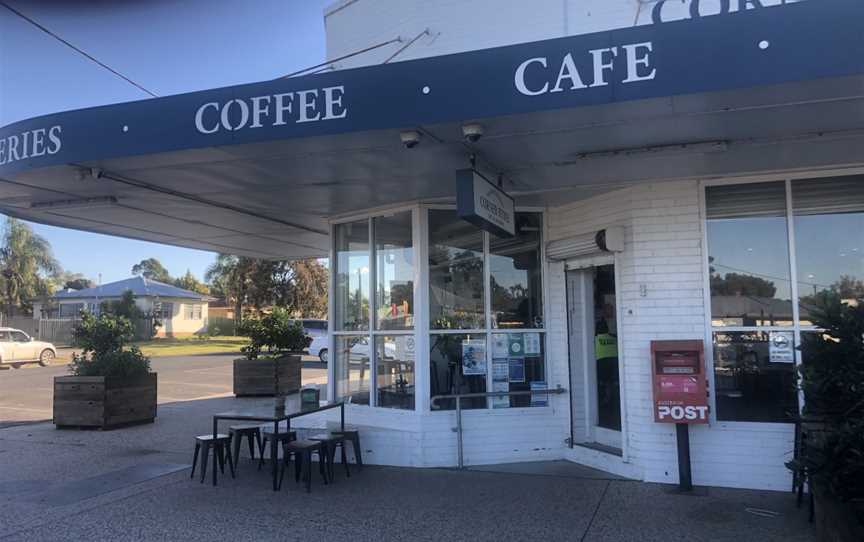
[769,331,795,363]
[462,339,487,375]
[492,359,509,380]
[491,334,509,358]
[508,334,524,356]
[530,381,548,407]
[523,332,541,356]
[492,381,510,409]
[395,335,415,361]
[508,358,525,383]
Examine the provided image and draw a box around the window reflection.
[706,182,793,327]
[490,213,543,329]
[792,177,864,325]
[375,212,414,330]
[376,335,415,410]
[712,331,797,422]
[430,334,486,410]
[335,336,370,405]
[429,210,485,330]
[334,221,370,331]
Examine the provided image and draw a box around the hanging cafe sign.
[456,169,515,238]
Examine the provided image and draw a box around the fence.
[0,315,156,346]
[207,316,236,336]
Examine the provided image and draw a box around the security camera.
[400,130,422,149]
[462,123,484,143]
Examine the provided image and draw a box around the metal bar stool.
[309,432,350,481]
[280,439,328,493]
[258,429,298,471]
[229,424,263,470]
[331,428,363,469]
[191,434,235,484]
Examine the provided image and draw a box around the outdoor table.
[212,395,345,490]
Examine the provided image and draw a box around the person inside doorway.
[595,318,621,431]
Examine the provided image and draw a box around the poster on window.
[508,334,524,356]
[530,381,549,407]
[492,359,509,380]
[769,331,795,363]
[395,335,415,361]
[462,339,487,375]
[523,332,541,355]
[491,334,509,358]
[508,358,525,383]
[492,380,510,409]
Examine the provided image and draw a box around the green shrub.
[69,312,151,378]
[237,308,310,360]
[788,292,864,504]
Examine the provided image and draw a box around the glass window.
[490,213,543,329]
[706,182,794,326]
[429,210,485,330]
[376,335,415,410]
[59,303,84,318]
[334,220,370,331]
[184,304,202,320]
[375,212,414,330]
[490,332,545,408]
[158,302,174,320]
[712,330,797,422]
[792,177,864,326]
[11,331,28,343]
[334,335,370,405]
[430,333,486,410]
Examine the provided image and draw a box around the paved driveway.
[0,354,326,426]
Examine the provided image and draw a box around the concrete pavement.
[0,354,327,426]
[0,391,816,541]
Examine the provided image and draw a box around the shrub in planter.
[787,292,864,540]
[54,313,156,429]
[233,309,311,401]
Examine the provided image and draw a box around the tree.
[0,218,59,315]
[64,277,94,291]
[710,272,777,298]
[205,254,257,326]
[131,258,172,283]
[100,290,142,320]
[173,270,210,295]
[271,260,328,318]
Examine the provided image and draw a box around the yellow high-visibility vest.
[595,333,618,360]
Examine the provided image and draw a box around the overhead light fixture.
[400,130,422,149]
[29,196,118,211]
[556,141,728,165]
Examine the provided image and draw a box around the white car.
[307,335,398,365]
[0,328,57,367]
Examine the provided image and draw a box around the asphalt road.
[0,354,326,427]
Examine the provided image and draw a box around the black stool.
[310,432,350,481]
[332,429,363,469]
[258,430,297,470]
[191,434,235,484]
[229,424,263,469]
[279,439,328,493]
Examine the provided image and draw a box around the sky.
[0,0,328,283]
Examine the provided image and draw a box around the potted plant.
[787,292,864,541]
[54,312,157,429]
[233,308,311,408]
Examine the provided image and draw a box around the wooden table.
[212,396,345,490]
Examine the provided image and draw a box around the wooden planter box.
[53,373,157,429]
[813,480,864,542]
[233,355,301,397]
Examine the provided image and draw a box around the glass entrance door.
[566,263,621,452]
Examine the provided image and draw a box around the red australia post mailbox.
[651,340,708,424]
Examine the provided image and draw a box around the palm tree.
[0,218,60,316]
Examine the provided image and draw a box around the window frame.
[426,205,548,412]
[328,204,547,413]
[331,206,419,410]
[699,174,864,425]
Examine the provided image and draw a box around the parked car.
[307,335,398,365]
[0,328,57,367]
[299,320,329,363]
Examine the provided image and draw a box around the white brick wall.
[547,180,794,491]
